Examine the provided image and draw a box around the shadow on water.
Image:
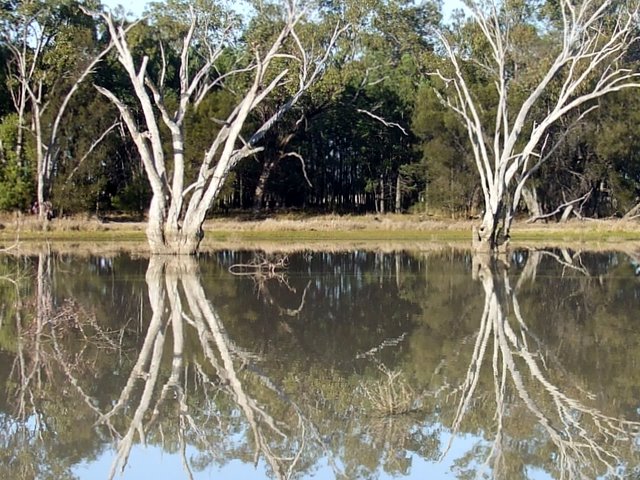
[0,246,639,479]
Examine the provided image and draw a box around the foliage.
[413,85,478,217]
[0,0,639,223]
[0,114,34,211]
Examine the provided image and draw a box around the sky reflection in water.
[0,248,639,480]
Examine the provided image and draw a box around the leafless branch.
[527,190,592,223]
[356,108,408,136]
[65,120,120,184]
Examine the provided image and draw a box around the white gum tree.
[89,0,346,254]
[4,1,114,221]
[432,0,640,251]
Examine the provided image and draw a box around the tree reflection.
[228,253,312,318]
[93,256,327,479]
[1,250,434,480]
[447,251,640,479]
[1,249,122,479]
[2,248,640,479]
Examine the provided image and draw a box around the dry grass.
[0,212,145,232]
[0,212,638,252]
[204,213,476,232]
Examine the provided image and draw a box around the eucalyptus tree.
[2,0,114,219]
[274,0,439,213]
[432,0,640,251]
[89,0,347,254]
[239,1,344,213]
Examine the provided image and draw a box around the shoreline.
[0,213,638,254]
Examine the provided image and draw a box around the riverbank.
[0,213,638,249]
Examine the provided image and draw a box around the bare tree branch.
[432,0,640,250]
[356,108,408,136]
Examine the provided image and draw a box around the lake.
[0,247,639,479]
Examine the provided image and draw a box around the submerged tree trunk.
[146,195,204,255]
[472,199,511,253]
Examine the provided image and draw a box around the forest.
[1,0,640,236]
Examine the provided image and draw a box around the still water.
[0,247,639,480]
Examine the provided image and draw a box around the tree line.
[1,0,639,252]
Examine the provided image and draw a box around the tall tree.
[432,0,640,251]
[2,0,113,219]
[89,0,347,254]
[265,0,438,214]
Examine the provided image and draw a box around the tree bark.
[395,174,402,213]
[472,202,510,253]
[253,157,277,214]
[146,195,203,255]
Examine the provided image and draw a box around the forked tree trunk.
[147,195,205,255]
[90,5,345,255]
[474,185,539,251]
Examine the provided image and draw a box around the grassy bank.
[0,213,638,249]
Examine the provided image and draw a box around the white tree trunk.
[434,0,640,251]
[395,174,402,213]
[521,185,542,219]
[90,4,346,254]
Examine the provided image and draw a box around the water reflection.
[449,251,640,479]
[100,256,307,479]
[0,248,639,479]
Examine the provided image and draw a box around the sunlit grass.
[0,213,637,247]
